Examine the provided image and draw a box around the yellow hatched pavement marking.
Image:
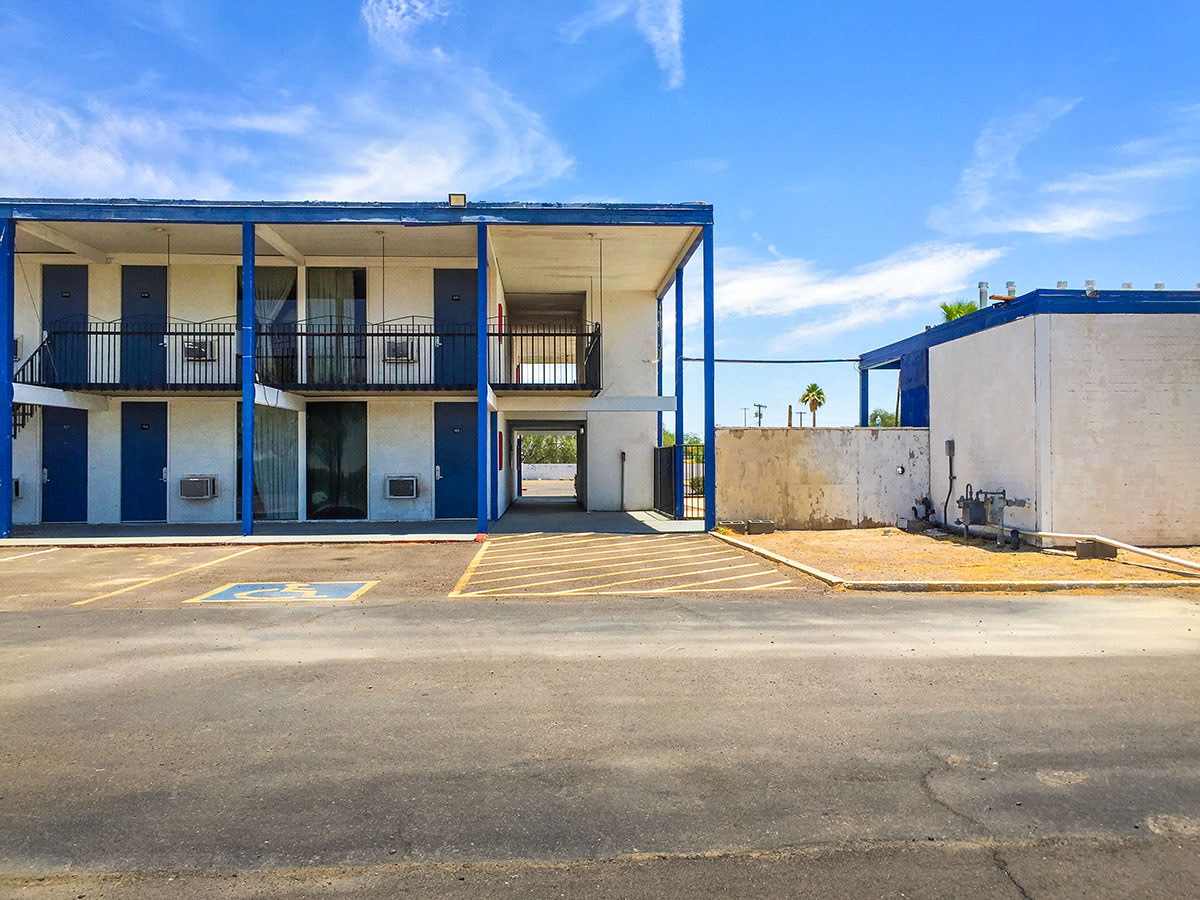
[73,546,264,606]
[479,537,709,566]
[448,540,491,597]
[656,570,788,592]
[473,545,734,578]
[545,562,761,596]
[464,555,748,594]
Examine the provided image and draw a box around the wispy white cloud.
[561,0,685,89]
[0,4,572,200]
[361,0,451,59]
[708,241,1006,348]
[929,98,1200,240]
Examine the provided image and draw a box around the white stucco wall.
[367,399,435,521]
[586,411,656,510]
[523,463,577,480]
[167,400,237,523]
[716,427,930,529]
[928,317,1041,532]
[1046,314,1200,545]
[12,408,40,525]
[88,403,122,524]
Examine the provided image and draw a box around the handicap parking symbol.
[186,581,379,603]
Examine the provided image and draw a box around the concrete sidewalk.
[2,520,479,547]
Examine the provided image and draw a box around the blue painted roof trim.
[0,198,713,227]
[859,289,1200,370]
[655,230,705,300]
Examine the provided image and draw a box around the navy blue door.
[42,265,89,385]
[433,269,477,387]
[121,266,168,387]
[121,402,168,521]
[434,402,477,519]
[41,407,88,523]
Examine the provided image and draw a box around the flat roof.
[859,288,1200,370]
[0,198,713,227]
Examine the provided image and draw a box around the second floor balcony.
[16,316,603,395]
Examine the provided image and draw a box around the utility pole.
[741,407,750,427]
[753,403,767,427]
[797,410,805,427]
[787,404,793,427]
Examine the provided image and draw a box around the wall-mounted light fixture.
[448,193,467,207]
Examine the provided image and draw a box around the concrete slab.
[493,498,705,535]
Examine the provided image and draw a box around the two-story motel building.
[0,199,716,537]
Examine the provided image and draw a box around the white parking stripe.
[0,547,60,562]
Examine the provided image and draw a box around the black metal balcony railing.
[255,319,478,391]
[488,322,602,391]
[15,315,603,394]
[16,316,240,392]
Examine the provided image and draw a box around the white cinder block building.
[858,289,1200,545]
[0,199,717,536]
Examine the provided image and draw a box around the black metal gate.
[653,445,676,516]
[653,444,704,520]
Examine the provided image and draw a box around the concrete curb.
[711,532,1200,593]
[0,534,478,549]
[710,532,846,586]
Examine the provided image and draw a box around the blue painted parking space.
[186,581,379,603]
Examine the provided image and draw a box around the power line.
[681,357,859,364]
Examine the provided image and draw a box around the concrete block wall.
[716,427,930,529]
[1046,314,1200,545]
[928,317,1041,533]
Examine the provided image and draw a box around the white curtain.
[254,267,297,384]
[307,268,361,384]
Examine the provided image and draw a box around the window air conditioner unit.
[179,475,218,499]
[13,336,21,362]
[384,339,416,363]
[385,474,418,499]
[183,339,216,362]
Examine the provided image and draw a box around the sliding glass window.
[307,268,367,386]
[236,404,299,521]
[238,266,298,385]
[306,401,368,520]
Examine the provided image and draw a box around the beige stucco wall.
[716,427,930,529]
[367,399,436,522]
[168,399,237,524]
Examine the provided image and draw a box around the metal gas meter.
[957,485,1028,548]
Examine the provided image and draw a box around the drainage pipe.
[943,521,1200,575]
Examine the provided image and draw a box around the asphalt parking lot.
[3,540,1200,898]
[0,534,809,610]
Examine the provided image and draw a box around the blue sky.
[3,1,1200,429]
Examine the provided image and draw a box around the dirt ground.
[741,527,1200,583]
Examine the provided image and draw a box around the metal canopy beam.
[256,224,305,266]
[13,384,109,411]
[18,221,108,264]
[2,200,714,229]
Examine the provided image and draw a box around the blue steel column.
[702,226,716,531]
[240,223,255,536]
[476,224,489,536]
[673,267,685,519]
[858,367,869,427]
[0,219,14,538]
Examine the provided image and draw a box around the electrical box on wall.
[385,475,418,499]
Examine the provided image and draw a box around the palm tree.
[800,383,826,427]
[940,299,979,321]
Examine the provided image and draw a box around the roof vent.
[1121,282,1133,290]
[977,281,988,305]
[1084,280,1096,291]
[1006,281,1017,298]
[1056,281,1068,289]
[1155,282,1165,290]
